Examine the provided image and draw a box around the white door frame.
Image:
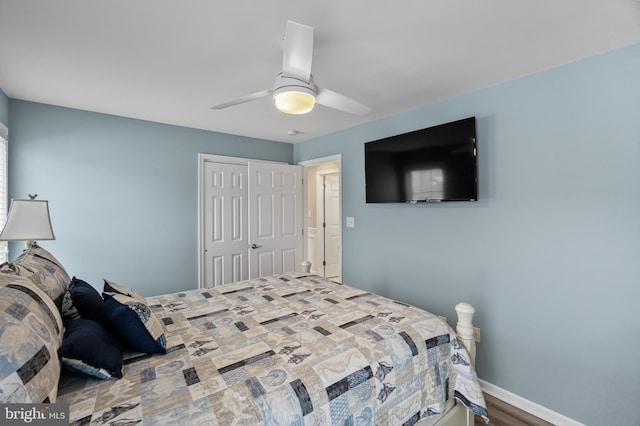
[198,153,285,288]
[298,154,342,280]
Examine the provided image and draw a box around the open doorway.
[300,156,341,282]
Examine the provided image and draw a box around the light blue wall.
[294,43,640,426]
[7,100,293,296]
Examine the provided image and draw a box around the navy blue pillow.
[102,292,167,354]
[61,277,105,322]
[58,319,123,379]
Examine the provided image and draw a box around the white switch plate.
[346,217,355,228]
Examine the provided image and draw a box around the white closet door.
[248,162,303,279]
[202,161,248,287]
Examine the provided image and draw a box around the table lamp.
[0,196,55,249]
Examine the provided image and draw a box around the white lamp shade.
[0,199,55,241]
[272,73,317,115]
[274,90,316,114]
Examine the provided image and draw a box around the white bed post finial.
[455,302,476,366]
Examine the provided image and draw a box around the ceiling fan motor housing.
[273,73,316,95]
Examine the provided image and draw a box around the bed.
[0,244,488,425]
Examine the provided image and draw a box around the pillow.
[0,243,71,309]
[103,279,145,302]
[102,281,166,354]
[61,277,104,322]
[58,319,123,380]
[0,274,63,403]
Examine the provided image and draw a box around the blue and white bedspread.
[58,273,489,424]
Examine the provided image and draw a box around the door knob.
[250,243,262,249]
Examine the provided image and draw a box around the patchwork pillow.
[102,280,167,354]
[61,277,104,322]
[0,274,63,403]
[58,319,123,380]
[0,243,71,309]
[103,279,145,302]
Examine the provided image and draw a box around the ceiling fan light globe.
[274,90,315,114]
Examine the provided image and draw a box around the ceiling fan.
[211,20,371,116]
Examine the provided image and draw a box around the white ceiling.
[1,1,639,143]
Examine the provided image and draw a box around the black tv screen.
[365,117,477,203]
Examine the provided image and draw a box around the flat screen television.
[364,116,477,203]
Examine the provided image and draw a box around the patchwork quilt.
[57,273,488,425]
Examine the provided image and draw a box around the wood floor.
[474,393,554,426]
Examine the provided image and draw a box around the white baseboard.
[478,379,585,426]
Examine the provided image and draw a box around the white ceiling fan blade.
[282,21,313,80]
[211,89,273,110]
[315,86,372,116]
